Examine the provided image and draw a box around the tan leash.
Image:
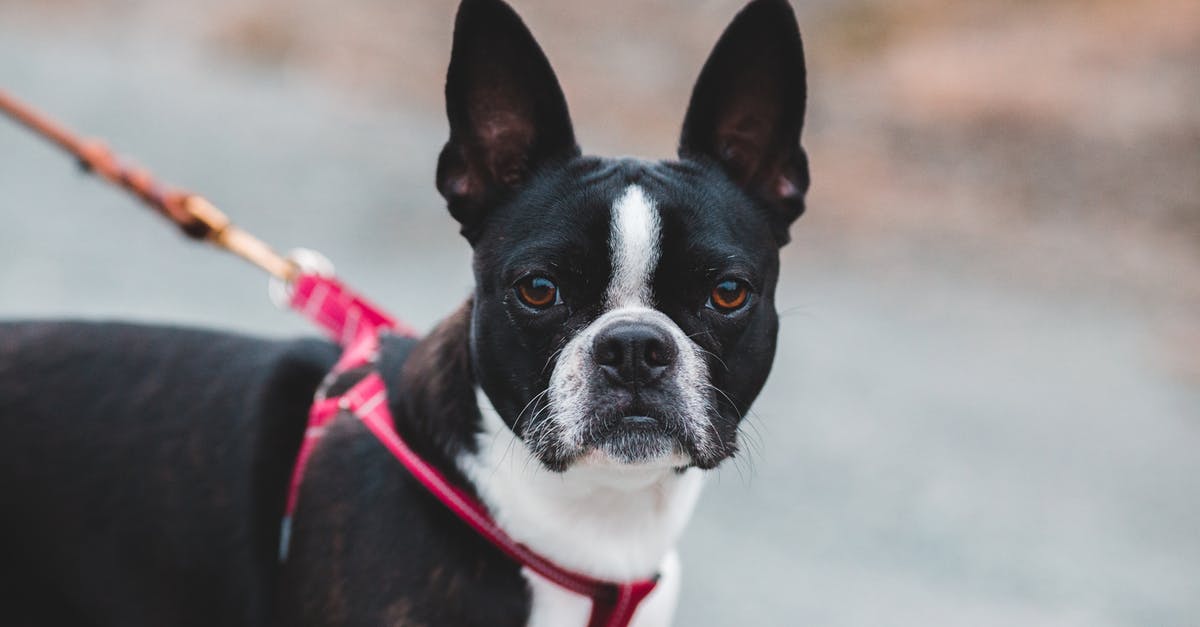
[0,89,297,282]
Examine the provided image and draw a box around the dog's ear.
[679,0,809,245]
[437,0,579,242]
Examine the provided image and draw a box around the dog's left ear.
[437,0,579,243]
[679,0,810,245]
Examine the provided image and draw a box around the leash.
[0,90,295,281]
[0,89,657,627]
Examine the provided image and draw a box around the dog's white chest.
[523,552,681,627]
[463,389,701,627]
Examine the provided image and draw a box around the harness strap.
[290,273,418,343]
[283,274,659,627]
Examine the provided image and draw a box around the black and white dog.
[0,0,808,624]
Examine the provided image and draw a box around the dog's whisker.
[776,304,816,321]
[695,346,731,373]
[541,345,568,376]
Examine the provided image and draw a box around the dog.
[0,0,808,624]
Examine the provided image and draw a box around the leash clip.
[268,248,336,310]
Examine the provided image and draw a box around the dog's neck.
[391,299,704,581]
[463,388,704,581]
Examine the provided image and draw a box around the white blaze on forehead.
[607,185,661,308]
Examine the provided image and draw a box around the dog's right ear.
[437,0,579,242]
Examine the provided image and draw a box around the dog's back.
[0,321,339,626]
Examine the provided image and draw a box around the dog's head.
[438,0,808,472]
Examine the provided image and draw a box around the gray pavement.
[2,8,1198,626]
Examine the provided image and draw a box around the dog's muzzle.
[536,307,720,470]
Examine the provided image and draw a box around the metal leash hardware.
[268,248,336,310]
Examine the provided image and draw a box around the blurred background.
[1,0,1197,624]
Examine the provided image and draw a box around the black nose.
[592,322,676,386]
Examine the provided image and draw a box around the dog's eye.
[515,276,561,309]
[708,280,750,313]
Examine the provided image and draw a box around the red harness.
[280,273,658,627]
[0,89,659,627]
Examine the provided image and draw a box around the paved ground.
[1,1,1197,625]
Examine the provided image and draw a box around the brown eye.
[709,280,749,313]
[515,276,560,309]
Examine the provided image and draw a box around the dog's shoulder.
[0,321,348,625]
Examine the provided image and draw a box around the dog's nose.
[592,322,676,386]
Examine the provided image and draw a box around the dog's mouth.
[583,414,689,467]
[524,395,729,472]
[524,400,733,472]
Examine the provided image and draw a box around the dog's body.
[0,1,809,625]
